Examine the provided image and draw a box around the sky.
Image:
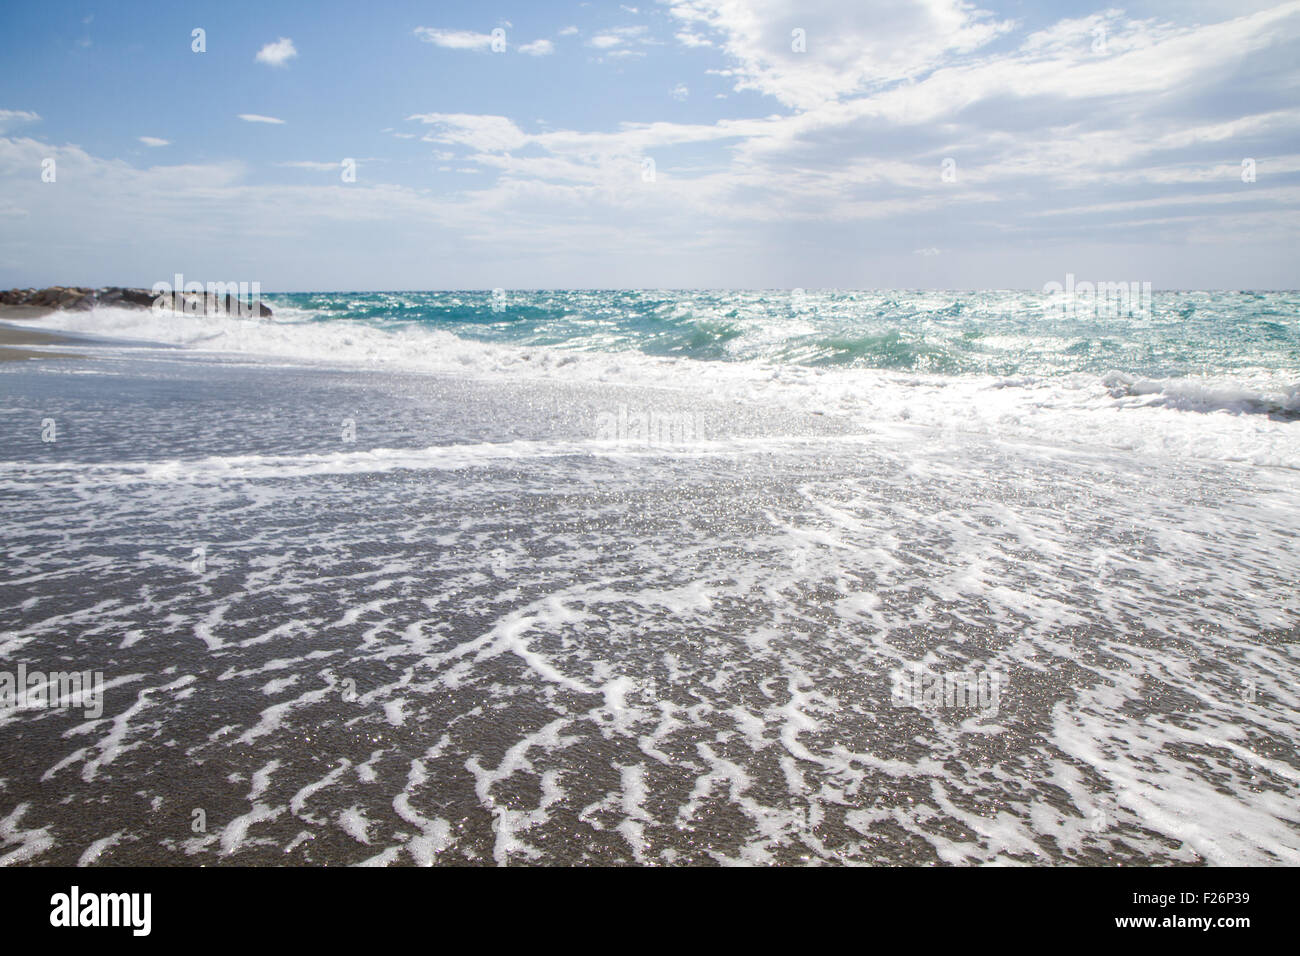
[0,0,1298,290]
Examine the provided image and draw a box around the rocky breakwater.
[0,286,272,317]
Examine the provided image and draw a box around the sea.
[1,289,1297,865]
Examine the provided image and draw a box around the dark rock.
[0,285,272,317]
[114,288,158,308]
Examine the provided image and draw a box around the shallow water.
[1,341,1296,866]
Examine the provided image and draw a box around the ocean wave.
[15,296,1300,470]
[1103,372,1300,419]
[258,288,1300,378]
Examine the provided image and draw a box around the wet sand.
[2,350,1297,865]
[0,320,86,361]
[0,304,56,320]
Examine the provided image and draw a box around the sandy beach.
[0,318,85,361]
[1,303,1297,866]
[0,304,55,320]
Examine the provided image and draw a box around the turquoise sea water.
[268,289,1300,380]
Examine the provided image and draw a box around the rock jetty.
[0,286,272,317]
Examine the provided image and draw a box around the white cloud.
[1,115,1294,289]
[558,26,579,36]
[238,114,286,125]
[0,110,40,134]
[277,161,339,170]
[518,39,555,56]
[391,0,1300,256]
[668,0,1013,109]
[414,27,495,51]
[138,136,170,147]
[408,113,529,152]
[671,84,689,101]
[255,37,298,67]
[588,25,652,50]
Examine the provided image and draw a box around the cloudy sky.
[1,0,1298,290]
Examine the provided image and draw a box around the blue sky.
[1,0,1298,289]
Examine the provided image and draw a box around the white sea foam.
[20,305,1300,470]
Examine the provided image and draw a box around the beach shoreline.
[1,343,1296,865]
[0,304,56,320]
[0,320,86,361]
